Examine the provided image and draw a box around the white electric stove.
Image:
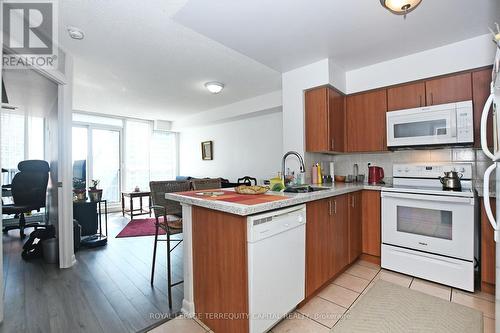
[381,163,478,291]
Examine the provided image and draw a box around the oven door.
[387,106,457,147]
[381,191,475,261]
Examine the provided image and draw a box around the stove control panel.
[393,163,473,179]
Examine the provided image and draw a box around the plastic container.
[42,238,59,264]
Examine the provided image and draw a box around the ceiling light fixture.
[380,0,422,19]
[67,26,85,40]
[204,81,224,94]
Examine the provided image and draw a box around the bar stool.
[149,180,190,308]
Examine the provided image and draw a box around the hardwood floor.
[1,213,184,333]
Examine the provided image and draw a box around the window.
[73,113,178,194]
[28,116,45,160]
[150,131,177,181]
[1,110,25,170]
[73,113,123,127]
[124,121,178,191]
[124,120,150,191]
[1,109,45,171]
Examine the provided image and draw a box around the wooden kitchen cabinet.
[305,86,345,152]
[361,190,381,258]
[305,194,349,298]
[305,198,333,297]
[348,191,363,263]
[346,89,387,152]
[387,81,425,111]
[473,68,494,149]
[192,207,249,333]
[481,197,496,294]
[332,194,349,275]
[425,72,472,106]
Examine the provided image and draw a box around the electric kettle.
[368,165,384,184]
[439,170,462,191]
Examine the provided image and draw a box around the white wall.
[282,59,330,173]
[3,69,58,118]
[172,90,282,130]
[346,34,494,93]
[179,110,283,182]
[281,58,347,175]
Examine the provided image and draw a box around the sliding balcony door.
[91,129,121,202]
[72,124,122,203]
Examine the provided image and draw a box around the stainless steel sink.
[284,185,329,193]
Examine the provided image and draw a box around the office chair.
[2,160,50,238]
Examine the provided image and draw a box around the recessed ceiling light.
[380,0,422,18]
[67,26,85,40]
[204,81,224,94]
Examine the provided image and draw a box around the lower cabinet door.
[348,192,362,263]
[332,194,349,275]
[305,198,332,297]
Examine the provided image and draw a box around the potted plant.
[73,178,86,202]
[88,179,103,202]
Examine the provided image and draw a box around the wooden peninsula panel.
[192,206,249,333]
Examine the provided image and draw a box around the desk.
[121,191,151,220]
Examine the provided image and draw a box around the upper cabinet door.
[425,73,472,106]
[387,82,425,111]
[305,87,329,152]
[346,89,387,152]
[328,88,346,152]
[305,87,345,153]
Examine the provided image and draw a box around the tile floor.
[149,259,496,333]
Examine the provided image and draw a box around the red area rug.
[116,218,165,238]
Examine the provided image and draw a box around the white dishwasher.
[247,204,306,333]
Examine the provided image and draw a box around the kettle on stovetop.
[439,170,463,191]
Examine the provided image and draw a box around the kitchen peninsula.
[165,183,384,333]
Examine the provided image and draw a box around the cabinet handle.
[351,196,355,208]
[334,200,337,214]
[331,139,335,150]
[430,93,434,105]
[328,200,332,216]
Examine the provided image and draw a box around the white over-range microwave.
[386,100,473,148]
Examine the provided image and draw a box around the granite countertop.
[165,182,390,216]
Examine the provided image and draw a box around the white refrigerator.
[480,36,500,331]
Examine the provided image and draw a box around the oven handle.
[381,191,474,204]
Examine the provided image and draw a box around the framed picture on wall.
[201,141,213,160]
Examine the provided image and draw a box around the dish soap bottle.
[270,172,285,192]
[317,163,323,184]
[312,164,318,184]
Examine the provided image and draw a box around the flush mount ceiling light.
[67,26,85,40]
[380,0,422,19]
[204,81,224,94]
